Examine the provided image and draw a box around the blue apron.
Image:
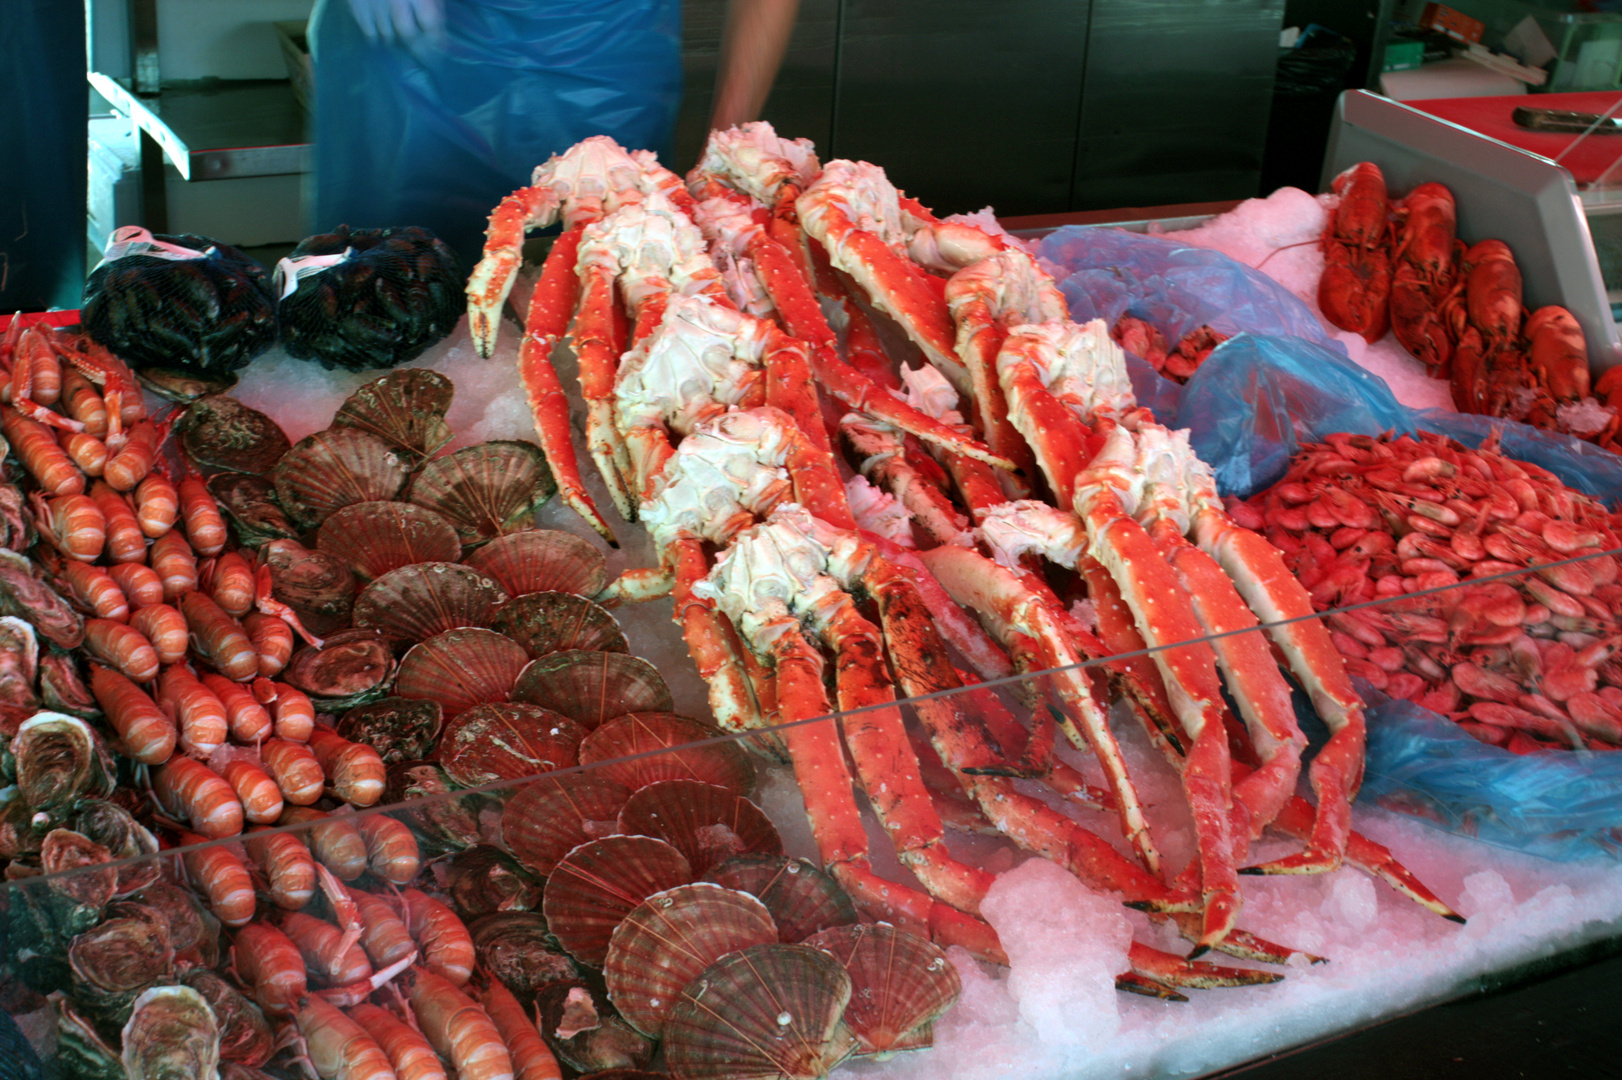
[310,0,682,264]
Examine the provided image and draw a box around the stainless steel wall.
[675,0,1284,214]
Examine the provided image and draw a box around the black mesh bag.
[276,225,464,372]
[81,229,278,374]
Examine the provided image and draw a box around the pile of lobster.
[1238,428,1622,755]
[462,125,1474,1054]
[1318,162,1622,446]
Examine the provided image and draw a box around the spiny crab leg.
[467,183,562,354]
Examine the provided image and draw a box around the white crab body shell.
[578,191,722,316]
[693,121,821,206]
[977,500,1088,570]
[640,408,800,550]
[999,319,1136,426]
[615,294,776,440]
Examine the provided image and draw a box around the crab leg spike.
[519,225,617,546]
[1128,942,1283,990]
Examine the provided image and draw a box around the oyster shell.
[535,980,657,1074]
[12,712,115,812]
[282,627,395,709]
[511,650,672,730]
[702,855,860,945]
[0,548,84,648]
[616,780,781,877]
[503,773,632,875]
[332,368,454,465]
[803,923,960,1055]
[490,591,628,659]
[395,627,528,719]
[438,702,586,788]
[577,712,755,796]
[120,984,221,1080]
[273,426,411,529]
[447,844,544,918]
[605,883,778,1038]
[468,911,579,1001]
[409,440,556,545]
[352,561,509,642]
[177,394,290,476]
[335,697,443,764]
[69,798,161,896]
[382,760,484,854]
[260,538,357,637]
[181,967,273,1066]
[206,472,299,546]
[316,500,461,582]
[463,528,607,598]
[542,835,693,967]
[67,915,175,1027]
[40,828,118,917]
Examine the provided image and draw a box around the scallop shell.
[542,835,693,967]
[206,472,299,546]
[578,712,755,795]
[177,394,290,476]
[503,773,632,875]
[439,702,587,788]
[491,591,628,658]
[334,697,443,765]
[617,780,781,877]
[469,911,580,998]
[511,650,672,730]
[316,501,461,582]
[395,627,527,719]
[663,943,856,1080]
[703,855,860,945]
[802,923,961,1055]
[462,529,607,597]
[272,427,411,529]
[605,883,778,1038]
[283,628,395,708]
[332,368,454,464]
[409,440,557,545]
[261,539,357,637]
[352,562,509,643]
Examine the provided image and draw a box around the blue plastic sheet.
[309,0,682,264]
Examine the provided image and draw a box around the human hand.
[348,0,444,43]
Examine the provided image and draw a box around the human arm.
[709,0,801,132]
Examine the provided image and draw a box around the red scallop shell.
[462,529,608,598]
[577,713,755,795]
[502,772,632,876]
[663,943,856,1080]
[408,440,556,546]
[331,369,454,465]
[510,650,671,730]
[272,427,411,529]
[542,835,692,967]
[617,780,781,877]
[702,854,860,945]
[351,562,509,643]
[395,627,528,719]
[802,923,961,1056]
[605,883,778,1038]
[438,702,587,788]
[489,592,628,659]
[315,501,461,582]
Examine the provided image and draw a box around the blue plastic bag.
[309,0,682,264]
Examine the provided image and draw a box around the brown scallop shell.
[447,844,543,918]
[490,592,628,659]
[334,697,443,765]
[605,883,779,1038]
[177,394,291,476]
[439,702,586,788]
[261,539,357,637]
[702,855,860,945]
[283,628,395,707]
[352,562,509,643]
[469,911,579,999]
[272,427,411,529]
[617,780,781,877]
[510,650,672,730]
[503,773,632,876]
[577,713,755,796]
[663,943,856,1080]
[316,501,462,582]
[803,923,961,1056]
[408,440,557,545]
[462,529,607,597]
[206,473,299,546]
[395,627,527,719]
[332,368,454,465]
[542,835,693,968]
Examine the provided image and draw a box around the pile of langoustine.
[1317,161,1622,446]
[0,334,927,1079]
[1235,427,1622,755]
[466,124,1474,1031]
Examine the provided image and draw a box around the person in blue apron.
[310,0,799,266]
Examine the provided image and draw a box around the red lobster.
[1318,162,1392,343]
[1446,239,1525,417]
[1388,182,1459,374]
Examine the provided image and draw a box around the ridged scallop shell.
[703,855,860,944]
[542,835,693,967]
[617,780,781,877]
[803,923,961,1055]
[578,713,755,795]
[491,592,628,658]
[439,702,586,788]
[462,529,607,597]
[331,368,454,464]
[503,773,632,875]
[352,562,509,642]
[409,440,556,545]
[316,501,461,582]
[177,394,290,476]
[395,627,527,719]
[606,883,778,1038]
[511,650,672,730]
[663,943,856,1080]
[272,427,411,529]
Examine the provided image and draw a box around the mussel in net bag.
[81,227,278,375]
[276,225,464,371]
